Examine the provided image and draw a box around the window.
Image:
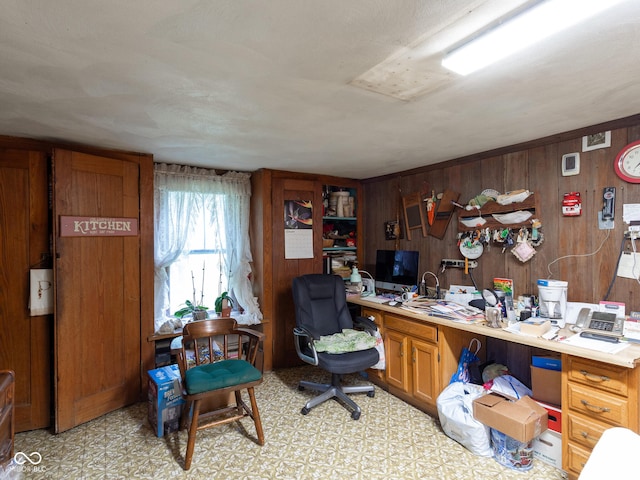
[167,192,228,315]
[153,164,261,333]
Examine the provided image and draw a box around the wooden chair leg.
[248,387,264,445]
[234,390,243,415]
[180,400,192,431]
[184,399,201,470]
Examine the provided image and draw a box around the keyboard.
[360,295,390,304]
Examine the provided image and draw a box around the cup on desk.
[486,307,503,328]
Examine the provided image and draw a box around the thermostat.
[562,152,580,176]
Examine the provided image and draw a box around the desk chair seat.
[176,318,265,470]
[292,274,379,420]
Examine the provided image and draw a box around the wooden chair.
[176,318,265,470]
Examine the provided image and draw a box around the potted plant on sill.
[174,265,209,321]
[174,300,209,321]
[215,291,234,317]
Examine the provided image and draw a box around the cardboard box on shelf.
[148,364,185,437]
[473,393,548,443]
[531,354,561,371]
[531,365,561,406]
[536,400,562,433]
[532,429,562,470]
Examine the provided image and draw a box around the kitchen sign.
[60,216,138,237]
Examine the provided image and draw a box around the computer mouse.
[388,301,398,306]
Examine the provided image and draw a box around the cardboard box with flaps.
[473,393,548,443]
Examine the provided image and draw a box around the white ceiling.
[1,1,640,179]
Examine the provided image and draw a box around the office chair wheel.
[351,410,361,420]
[367,390,375,398]
[298,385,305,391]
[301,407,310,415]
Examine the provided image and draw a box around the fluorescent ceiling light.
[442,0,628,75]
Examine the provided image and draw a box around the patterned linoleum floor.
[6,366,566,479]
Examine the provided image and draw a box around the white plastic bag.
[370,326,385,370]
[436,382,492,457]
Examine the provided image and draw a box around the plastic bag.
[449,338,481,384]
[436,382,492,457]
[488,374,532,399]
[370,326,385,370]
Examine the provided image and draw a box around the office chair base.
[298,376,375,420]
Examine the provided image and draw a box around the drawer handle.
[581,399,610,413]
[580,370,610,383]
[412,346,416,362]
[580,431,595,440]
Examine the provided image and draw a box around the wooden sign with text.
[59,216,139,237]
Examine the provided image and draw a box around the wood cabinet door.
[53,149,141,432]
[0,149,51,431]
[385,330,409,393]
[411,338,439,406]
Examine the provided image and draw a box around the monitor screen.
[374,250,420,293]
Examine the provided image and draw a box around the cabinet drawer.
[566,441,592,477]
[385,314,437,343]
[566,411,608,450]
[566,382,628,427]
[567,356,628,397]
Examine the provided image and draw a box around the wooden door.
[411,338,439,406]
[53,149,141,432]
[0,149,51,431]
[271,178,322,368]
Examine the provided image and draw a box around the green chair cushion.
[185,359,262,395]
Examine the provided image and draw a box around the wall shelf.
[457,192,538,232]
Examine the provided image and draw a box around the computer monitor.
[374,250,420,293]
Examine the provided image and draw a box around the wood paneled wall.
[361,115,640,312]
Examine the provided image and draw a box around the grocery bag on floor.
[436,382,491,456]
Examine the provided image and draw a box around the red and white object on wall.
[562,192,581,216]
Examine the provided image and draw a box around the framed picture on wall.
[582,131,611,152]
[384,220,402,240]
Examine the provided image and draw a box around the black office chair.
[292,274,380,420]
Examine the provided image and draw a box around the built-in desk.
[348,296,640,480]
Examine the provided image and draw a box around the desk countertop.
[349,296,640,368]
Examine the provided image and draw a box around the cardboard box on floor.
[473,393,548,443]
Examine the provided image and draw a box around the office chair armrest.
[293,327,319,366]
[353,316,378,335]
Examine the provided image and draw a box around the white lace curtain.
[153,163,262,332]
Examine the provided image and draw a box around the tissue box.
[473,393,548,443]
[148,364,185,437]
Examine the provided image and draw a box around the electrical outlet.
[441,259,478,269]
